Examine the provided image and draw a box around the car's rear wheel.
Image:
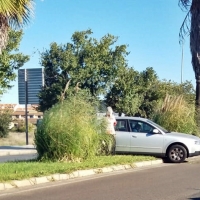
[167,145,187,163]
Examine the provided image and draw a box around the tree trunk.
[190,0,200,134]
[0,14,9,54]
[195,76,200,133]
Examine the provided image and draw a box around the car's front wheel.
[167,145,187,163]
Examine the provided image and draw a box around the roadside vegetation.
[35,89,109,161]
[153,94,198,136]
[0,155,156,182]
[0,110,12,138]
[11,120,35,133]
[0,29,199,183]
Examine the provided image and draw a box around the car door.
[115,119,131,152]
[129,120,164,154]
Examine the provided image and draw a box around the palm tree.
[0,0,34,53]
[179,0,200,128]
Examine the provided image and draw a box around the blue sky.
[1,0,193,103]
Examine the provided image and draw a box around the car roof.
[115,116,148,122]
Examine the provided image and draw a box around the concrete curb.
[0,145,37,156]
[0,159,164,191]
[0,150,37,156]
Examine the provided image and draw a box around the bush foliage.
[97,133,115,156]
[152,95,198,135]
[35,90,110,161]
[11,120,35,132]
[0,110,12,138]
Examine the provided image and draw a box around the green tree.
[134,68,195,118]
[105,66,194,118]
[0,29,29,95]
[0,109,12,138]
[106,67,160,118]
[156,80,195,104]
[0,0,34,53]
[135,67,160,118]
[179,0,200,130]
[105,67,142,116]
[38,29,129,112]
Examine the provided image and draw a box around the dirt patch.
[0,131,35,146]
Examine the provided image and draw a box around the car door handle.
[132,135,137,138]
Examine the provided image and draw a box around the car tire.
[167,145,187,163]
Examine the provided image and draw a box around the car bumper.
[189,151,200,157]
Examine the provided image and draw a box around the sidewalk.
[0,145,37,156]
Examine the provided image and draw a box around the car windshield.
[147,120,169,133]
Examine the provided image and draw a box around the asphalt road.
[0,154,37,163]
[0,159,200,200]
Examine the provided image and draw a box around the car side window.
[115,120,129,132]
[129,120,138,131]
[142,122,154,133]
[129,120,154,133]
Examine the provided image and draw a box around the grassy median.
[0,155,156,182]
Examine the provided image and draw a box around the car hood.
[166,132,200,140]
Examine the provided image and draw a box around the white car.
[115,117,200,163]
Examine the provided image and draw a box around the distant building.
[0,104,43,125]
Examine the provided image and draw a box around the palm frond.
[179,0,192,11]
[179,10,191,44]
[0,0,34,29]
[0,0,34,53]
[0,0,16,14]
[178,0,193,44]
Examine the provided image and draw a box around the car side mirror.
[152,129,159,134]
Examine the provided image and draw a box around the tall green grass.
[35,90,109,161]
[152,94,198,135]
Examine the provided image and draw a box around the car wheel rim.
[170,148,184,161]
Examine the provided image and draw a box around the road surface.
[0,153,37,163]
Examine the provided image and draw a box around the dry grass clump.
[0,131,35,146]
[153,94,198,135]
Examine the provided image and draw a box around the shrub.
[0,110,12,138]
[152,95,198,135]
[97,133,115,155]
[11,120,35,132]
[35,90,107,161]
